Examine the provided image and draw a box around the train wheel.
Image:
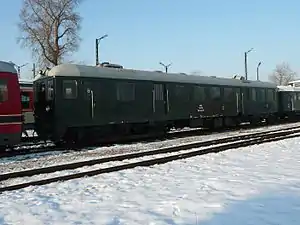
[266,115,277,125]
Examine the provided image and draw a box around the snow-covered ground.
[0,136,299,224]
[1,130,299,188]
[0,138,250,187]
[1,122,300,173]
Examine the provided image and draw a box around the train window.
[297,93,300,100]
[175,85,189,100]
[267,89,274,101]
[223,87,234,100]
[37,82,46,102]
[47,79,54,100]
[116,82,135,101]
[194,86,205,101]
[0,80,8,102]
[259,89,266,102]
[154,84,164,101]
[63,80,77,99]
[245,88,251,100]
[210,86,221,100]
[251,88,256,101]
[175,85,184,95]
[21,92,30,109]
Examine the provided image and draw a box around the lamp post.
[95,34,108,66]
[9,62,28,78]
[17,63,29,78]
[244,48,254,80]
[159,62,172,74]
[256,61,262,81]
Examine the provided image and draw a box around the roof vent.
[100,62,123,69]
[233,75,245,81]
[38,67,51,76]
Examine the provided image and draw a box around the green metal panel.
[54,77,164,126]
[166,83,193,119]
[241,87,278,116]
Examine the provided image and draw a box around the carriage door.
[83,82,96,122]
[235,88,243,115]
[290,93,295,111]
[152,84,167,118]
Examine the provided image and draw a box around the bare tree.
[269,62,297,85]
[17,0,82,67]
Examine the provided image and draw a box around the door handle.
[90,90,94,119]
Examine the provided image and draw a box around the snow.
[2,122,300,174]
[277,85,300,92]
[0,139,250,187]
[21,129,37,137]
[0,136,299,224]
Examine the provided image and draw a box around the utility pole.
[32,63,36,78]
[15,63,28,78]
[256,61,262,81]
[244,48,254,80]
[159,62,172,74]
[95,34,108,66]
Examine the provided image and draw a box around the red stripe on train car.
[0,123,22,134]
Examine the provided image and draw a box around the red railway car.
[0,61,22,148]
[19,79,35,135]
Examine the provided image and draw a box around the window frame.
[193,85,205,101]
[21,91,30,109]
[63,80,78,99]
[47,79,54,100]
[259,89,266,102]
[210,86,221,100]
[223,87,234,100]
[0,79,8,102]
[251,88,257,101]
[267,89,275,101]
[116,82,135,102]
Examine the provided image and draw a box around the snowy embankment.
[0,136,299,224]
[1,122,300,174]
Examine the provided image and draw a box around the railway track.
[1,119,299,159]
[1,126,300,193]
[2,128,207,159]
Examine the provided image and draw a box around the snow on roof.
[0,61,17,74]
[288,80,300,84]
[277,85,300,92]
[19,78,33,84]
[47,64,277,88]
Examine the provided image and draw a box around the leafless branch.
[269,62,297,85]
[17,0,82,68]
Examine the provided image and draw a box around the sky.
[0,0,299,81]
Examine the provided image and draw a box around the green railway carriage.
[277,85,300,117]
[33,63,278,144]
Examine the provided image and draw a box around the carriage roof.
[0,61,17,74]
[47,63,277,89]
